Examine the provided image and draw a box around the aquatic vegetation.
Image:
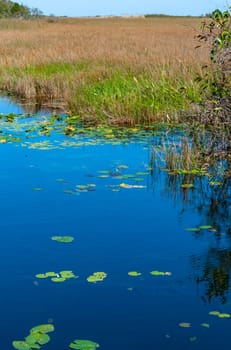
[209,311,231,318]
[128,271,142,277]
[150,270,172,276]
[51,236,74,243]
[12,324,54,350]
[201,323,210,328]
[119,183,146,189]
[35,270,78,282]
[69,339,100,350]
[179,322,191,328]
[185,225,213,232]
[87,272,107,283]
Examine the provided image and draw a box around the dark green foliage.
[0,0,43,18]
[195,7,231,124]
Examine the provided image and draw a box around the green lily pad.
[12,341,31,350]
[185,227,201,232]
[201,323,210,328]
[218,313,231,318]
[128,271,142,277]
[150,270,171,276]
[44,272,58,277]
[30,324,54,334]
[35,273,49,279]
[179,322,191,328]
[60,270,77,279]
[51,277,66,282]
[29,332,50,345]
[87,272,107,283]
[198,225,213,230]
[69,339,100,350]
[209,311,221,316]
[51,236,74,243]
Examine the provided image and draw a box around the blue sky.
[22,0,230,17]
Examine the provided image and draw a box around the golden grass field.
[0,17,210,124]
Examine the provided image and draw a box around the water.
[0,98,230,350]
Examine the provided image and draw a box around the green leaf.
[12,341,31,350]
[69,339,100,350]
[128,271,142,277]
[51,236,74,243]
[30,324,54,334]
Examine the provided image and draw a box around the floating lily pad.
[185,227,201,232]
[60,270,77,279]
[51,277,66,282]
[201,323,210,328]
[69,339,100,350]
[51,236,74,243]
[150,270,171,276]
[27,332,50,345]
[179,322,191,328]
[198,225,213,230]
[209,311,221,316]
[35,273,49,279]
[44,272,58,277]
[218,313,231,318]
[87,272,107,283]
[12,341,31,350]
[30,324,54,334]
[128,271,142,277]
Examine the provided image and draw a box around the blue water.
[0,98,230,350]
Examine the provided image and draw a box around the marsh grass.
[0,16,209,124]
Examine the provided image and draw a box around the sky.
[21,0,231,17]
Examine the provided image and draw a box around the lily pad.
[51,277,66,282]
[150,270,171,276]
[69,339,100,350]
[60,270,77,279]
[87,272,107,283]
[12,341,31,350]
[128,271,142,277]
[198,225,213,230]
[179,322,191,328]
[35,273,49,279]
[201,323,210,328]
[51,236,74,243]
[209,311,221,316]
[218,313,231,318]
[30,324,54,334]
[27,332,50,345]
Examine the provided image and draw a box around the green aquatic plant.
[150,270,172,276]
[69,339,100,350]
[178,322,191,328]
[51,236,74,243]
[35,270,78,283]
[87,272,107,283]
[128,271,142,277]
[209,310,230,318]
[12,324,54,350]
[12,341,31,350]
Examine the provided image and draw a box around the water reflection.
[151,126,231,304]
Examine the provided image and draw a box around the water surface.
[0,97,230,350]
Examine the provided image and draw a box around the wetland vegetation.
[0,6,230,350]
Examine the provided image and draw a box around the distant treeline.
[0,0,43,18]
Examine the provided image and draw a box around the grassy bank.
[0,16,210,124]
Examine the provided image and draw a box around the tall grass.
[0,17,209,124]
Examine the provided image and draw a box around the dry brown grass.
[0,16,209,69]
[0,17,210,123]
